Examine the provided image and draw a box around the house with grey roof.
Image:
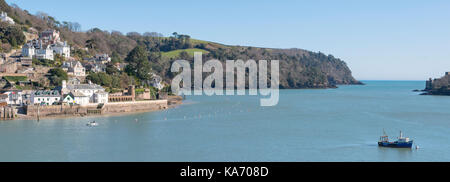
[62,61,86,76]
[59,80,108,104]
[31,90,61,105]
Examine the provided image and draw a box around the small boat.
[378,130,413,148]
[86,121,98,127]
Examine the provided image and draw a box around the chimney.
[62,80,67,89]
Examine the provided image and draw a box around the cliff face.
[200,47,362,89]
[423,72,450,95]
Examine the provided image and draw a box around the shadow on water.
[377,147,414,161]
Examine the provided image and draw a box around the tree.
[124,45,152,81]
[0,0,11,14]
[48,68,68,86]
[85,39,95,49]
[106,64,119,75]
[179,51,190,60]
[0,23,26,48]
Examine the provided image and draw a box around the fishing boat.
[378,130,413,148]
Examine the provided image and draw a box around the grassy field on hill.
[161,48,209,59]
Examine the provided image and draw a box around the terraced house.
[31,90,61,106]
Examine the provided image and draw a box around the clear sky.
[6,0,450,80]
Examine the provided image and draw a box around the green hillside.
[161,48,209,59]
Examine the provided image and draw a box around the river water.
[1,81,449,161]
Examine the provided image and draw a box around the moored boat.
[378,130,413,148]
[86,121,98,127]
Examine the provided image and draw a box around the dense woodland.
[0,0,360,90]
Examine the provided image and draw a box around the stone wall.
[25,104,93,117]
[0,61,19,73]
[136,91,151,100]
[25,100,168,117]
[103,100,168,113]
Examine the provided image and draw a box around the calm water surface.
[1,81,449,161]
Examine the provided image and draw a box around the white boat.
[86,121,98,127]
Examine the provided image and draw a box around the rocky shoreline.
[421,72,450,96]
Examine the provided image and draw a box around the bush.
[48,68,68,86]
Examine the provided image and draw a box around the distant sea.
[1,81,450,162]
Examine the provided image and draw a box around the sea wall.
[25,104,92,117]
[103,100,168,113]
[25,100,169,118]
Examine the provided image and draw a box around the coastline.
[14,96,183,121]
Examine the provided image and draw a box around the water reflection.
[377,147,413,161]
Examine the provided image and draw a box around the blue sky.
[7,0,450,80]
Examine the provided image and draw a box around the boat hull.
[378,141,413,148]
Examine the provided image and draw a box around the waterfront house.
[62,61,86,77]
[93,90,109,103]
[62,92,90,106]
[0,12,14,24]
[71,91,90,106]
[59,80,108,104]
[61,94,75,105]
[31,90,61,105]
[2,90,24,106]
[0,94,8,106]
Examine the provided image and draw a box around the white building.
[22,40,54,60]
[31,90,61,105]
[93,91,109,104]
[21,30,69,60]
[151,73,164,90]
[35,45,54,60]
[71,91,90,106]
[3,90,24,106]
[60,80,108,104]
[51,41,71,58]
[0,12,14,25]
[62,61,86,76]
[21,43,35,58]
[61,94,74,105]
